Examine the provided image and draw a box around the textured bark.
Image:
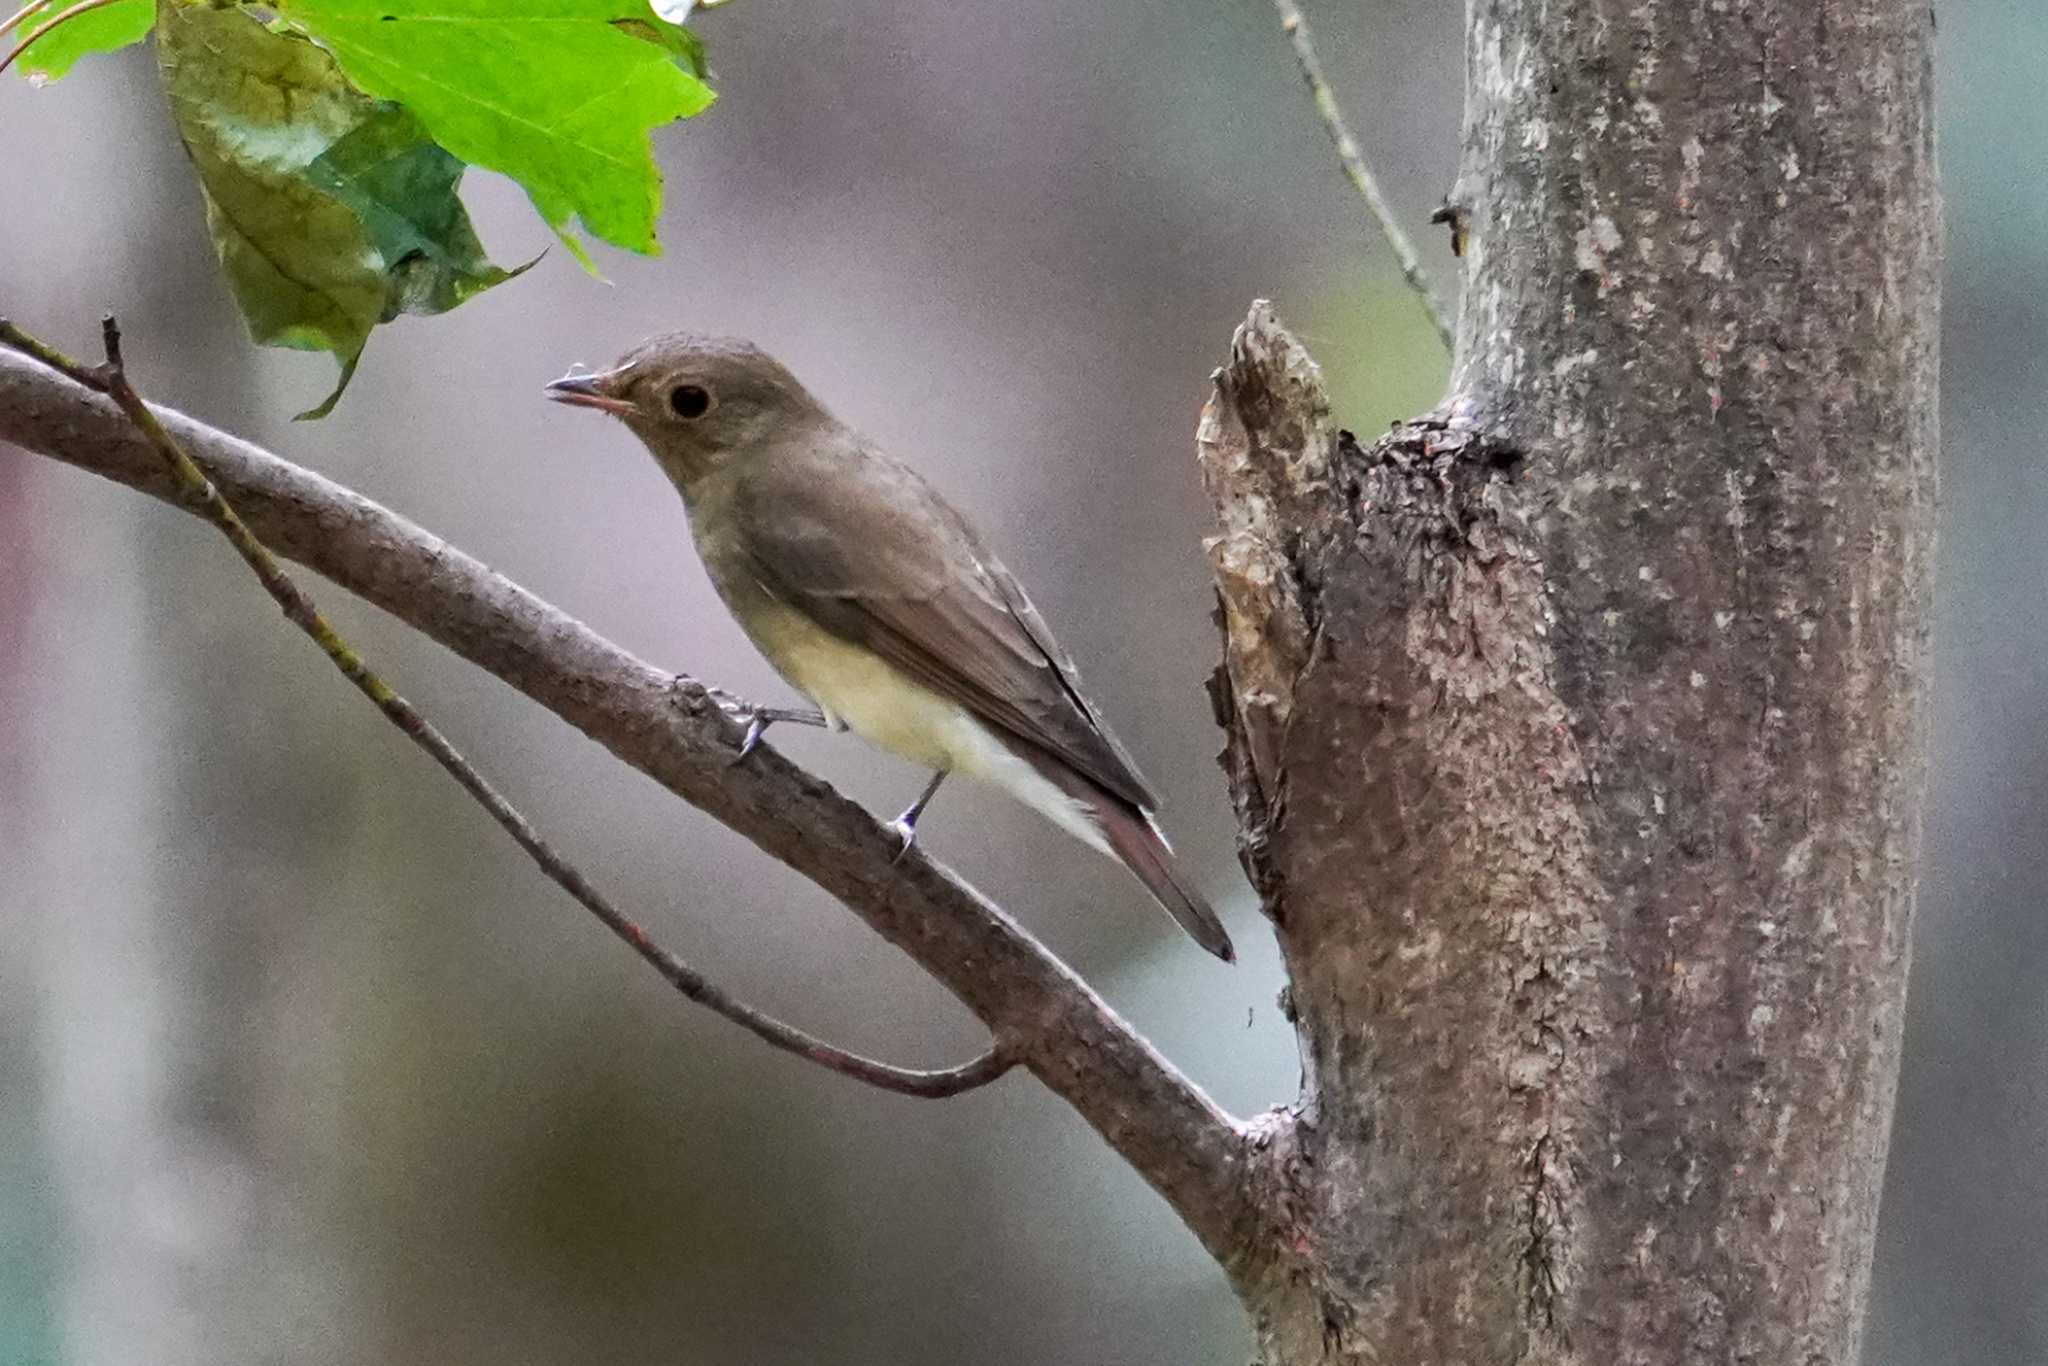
[1203,0,1938,1361]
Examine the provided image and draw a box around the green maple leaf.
[271,0,716,266]
[10,0,154,82]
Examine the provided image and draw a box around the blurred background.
[0,1,2033,1362]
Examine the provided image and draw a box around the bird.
[544,333,1233,962]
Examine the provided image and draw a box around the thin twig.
[0,0,53,41]
[0,0,120,77]
[1269,0,1454,352]
[0,317,1015,1101]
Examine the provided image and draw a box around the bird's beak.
[544,370,636,417]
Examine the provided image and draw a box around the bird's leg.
[889,770,949,863]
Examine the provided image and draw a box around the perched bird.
[544,333,1233,962]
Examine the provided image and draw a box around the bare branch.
[0,344,1265,1264]
[1269,0,1454,351]
[0,317,1016,1101]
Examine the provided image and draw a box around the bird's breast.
[714,580,1112,855]
[736,598,965,771]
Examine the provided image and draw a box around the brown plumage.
[545,333,1233,961]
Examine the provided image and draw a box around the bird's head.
[545,333,829,487]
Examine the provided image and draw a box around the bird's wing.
[732,447,1159,811]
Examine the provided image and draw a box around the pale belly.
[741,598,1110,854]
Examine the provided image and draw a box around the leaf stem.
[0,316,1017,1101]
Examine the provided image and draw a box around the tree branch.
[1,316,1015,1101]
[1269,0,1454,351]
[0,343,1267,1266]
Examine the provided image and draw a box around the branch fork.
[0,315,1017,1102]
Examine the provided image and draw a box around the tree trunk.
[1203,1,1938,1361]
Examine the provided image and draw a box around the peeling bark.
[1202,0,1938,1360]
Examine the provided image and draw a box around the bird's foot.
[887,770,948,863]
[887,814,919,864]
[724,703,831,765]
[735,712,768,764]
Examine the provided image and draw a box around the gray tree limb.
[0,348,1267,1269]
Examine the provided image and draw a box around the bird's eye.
[670,384,712,419]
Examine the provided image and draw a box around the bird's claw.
[732,713,768,765]
[725,703,830,765]
[885,771,946,864]
[888,817,919,864]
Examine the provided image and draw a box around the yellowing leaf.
[157,0,520,417]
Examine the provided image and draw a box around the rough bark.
[1201,0,1938,1361]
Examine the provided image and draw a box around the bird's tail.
[1104,803,1236,962]
[1023,752,1236,963]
